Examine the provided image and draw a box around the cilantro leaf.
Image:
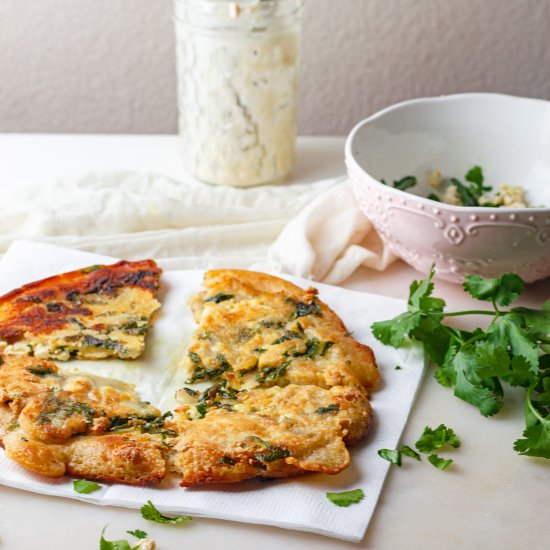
[465,165,492,198]
[514,422,550,458]
[100,528,135,550]
[326,488,365,507]
[464,165,484,186]
[510,305,550,341]
[371,311,422,348]
[451,349,504,417]
[140,501,192,524]
[474,342,511,378]
[413,316,453,367]
[392,175,417,191]
[475,341,532,387]
[205,293,234,303]
[377,445,421,466]
[486,314,539,370]
[464,273,524,307]
[450,178,478,206]
[415,424,461,453]
[514,361,550,458]
[400,444,421,461]
[127,530,147,540]
[434,344,459,387]
[246,436,291,462]
[408,268,440,310]
[372,267,446,350]
[427,454,454,470]
[73,479,101,494]
[377,448,402,466]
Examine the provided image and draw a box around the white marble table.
[0,135,548,550]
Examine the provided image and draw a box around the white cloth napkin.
[0,241,424,542]
[257,179,397,284]
[3,172,395,283]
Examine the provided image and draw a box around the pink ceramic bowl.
[345,94,550,283]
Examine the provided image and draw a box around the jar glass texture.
[174,0,304,187]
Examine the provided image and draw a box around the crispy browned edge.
[0,259,162,341]
[203,269,380,390]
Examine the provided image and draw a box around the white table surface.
[0,134,549,550]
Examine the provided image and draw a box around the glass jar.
[174,0,304,187]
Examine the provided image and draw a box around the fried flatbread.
[0,260,161,360]
[0,355,169,484]
[0,269,380,488]
[170,383,371,486]
[182,269,379,392]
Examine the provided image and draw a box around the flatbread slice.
[182,269,379,392]
[170,383,371,486]
[0,355,169,484]
[0,356,372,487]
[0,260,162,360]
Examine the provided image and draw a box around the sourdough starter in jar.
[174,0,304,187]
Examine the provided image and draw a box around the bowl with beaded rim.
[345,93,550,283]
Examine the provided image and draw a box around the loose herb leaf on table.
[415,424,461,453]
[127,530,148,540]
[99,528,136,550]
[141,500,192,524]
[378,445,421,466]
[371,267,550,458]
[427,454,454,470]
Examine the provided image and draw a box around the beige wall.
[1,0,549,135]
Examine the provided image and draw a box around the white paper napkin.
[0,241,425,542]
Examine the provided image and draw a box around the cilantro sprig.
[372,268,550,458]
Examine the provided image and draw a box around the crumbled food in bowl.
[485,184,528,208]
[443,184,462,206]
[381,166,535,208]
[428,170,442,189]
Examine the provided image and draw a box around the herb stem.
[458,332,486,352]
[433,310,497,318]
[525,379,548,426]
[439,323,465,345]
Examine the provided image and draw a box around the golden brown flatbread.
[182,269,379,392]
[0,269,380,487]
[0,260,162,361]
[170,383,371,486]
[0,355,168,484]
